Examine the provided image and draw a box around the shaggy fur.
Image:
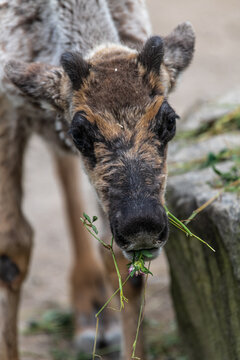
[0,1,195,359]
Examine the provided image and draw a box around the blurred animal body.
[0,1,195,359]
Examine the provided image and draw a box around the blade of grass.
[191,233,215,252]
[81,218,127,308]
[165,206,215,252]
[95,274,131,319]
[93,275,131,359]
[165,208,192,235]
[184,178,240,225]
[92,317,101,360]
[168,218,189,234]
[80,217,110,250]
[184,190,223,225]
[110,245,128,309]
[131,263,150,359]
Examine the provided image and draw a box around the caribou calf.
[0,0,195,359]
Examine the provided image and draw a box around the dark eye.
[166,111,178,131]
[69,111,97,166]
[70,111,92,150]
[156,100,179,142]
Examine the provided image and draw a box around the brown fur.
[71,59,167,212]
[0,1,195,357]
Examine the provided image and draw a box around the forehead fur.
[73,46,165,119]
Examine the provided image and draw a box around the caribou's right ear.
[60,51,90,90]
[4,61,68,110]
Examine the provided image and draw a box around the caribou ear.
[163,22,195,87]
[60,51,90,90]
[5,61,67,110]
[138,36,164,75]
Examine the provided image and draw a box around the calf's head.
[5,22,195,260]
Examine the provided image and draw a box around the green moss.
[170,147,240,175]
[176,107,240,141]
[165,207,240,360]
[169,147,240,193]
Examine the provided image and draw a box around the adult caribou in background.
[0,0,195,358]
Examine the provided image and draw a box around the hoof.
[74,324,122,358]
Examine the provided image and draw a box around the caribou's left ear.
[4,61,68,110]
[163,22,195,89]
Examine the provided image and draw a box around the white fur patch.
[85,42,137,60]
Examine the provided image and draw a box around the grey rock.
[179,86,240,132]
[169,132,240,164]
[167,163,240,281]
[165,90,240,360]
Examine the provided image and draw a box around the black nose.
[110,200,169,251]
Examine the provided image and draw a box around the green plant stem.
[92,317,100,360]
[191,233,215,251]
[165,207,191,235]
[109,236,127,308]
[93,274,131,360]
[131,303,144,360]
[131,264,150,359]
[80,219,111,250]
[168,218,189,233]
[95,275,131,318]
[165,206,215,252]
[110,246,128,309]
[81,220,128,309]
[184,178,240,226]
[184,191,224,225]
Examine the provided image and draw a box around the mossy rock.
[166,164,240,360]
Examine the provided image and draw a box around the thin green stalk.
[168,218,189,233]
[131,303,144,360]
[81,218,127,307]
[92,317,101,360]
[80,219,110,249]
[93,275,131,359]
[81,216,129,338]
[110,247,128,309]
[165,206,215,252]
[184,179,240,225]
[168,217,189,235]
[191,233,215,252]
[109,236,127,309]
[165,207,192,235]
[131,263,150,359]
[95,275,131,318]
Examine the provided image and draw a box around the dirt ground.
[19,1,240,359]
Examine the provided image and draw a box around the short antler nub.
[60,51,90,90]
[138,36,164,75]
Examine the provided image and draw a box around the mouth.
[123,247,162,261]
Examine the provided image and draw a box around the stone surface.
[179,86,240,132]
[166,166,240,360]
[169,133,240,164]
[165,92,240,360]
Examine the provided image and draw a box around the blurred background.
[19,0,240,359]
[148,0,240,114]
